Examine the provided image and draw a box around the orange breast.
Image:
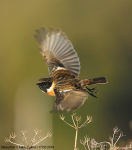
[46,90,55,96]
[46,81,56,96]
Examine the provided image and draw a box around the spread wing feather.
[34,27,80,77]
[54,89,88,112]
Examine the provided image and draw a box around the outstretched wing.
[34,27,80,77]
[53,89,88,112]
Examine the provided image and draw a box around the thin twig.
[72,113,77,127]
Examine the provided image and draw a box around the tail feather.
[84,76,108,86]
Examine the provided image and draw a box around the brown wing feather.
[34,27,80,77]
[53,89,88,112]
[44,52,65,76]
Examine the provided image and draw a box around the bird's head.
[36,78,53,93]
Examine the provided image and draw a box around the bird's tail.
[82,76,108,87]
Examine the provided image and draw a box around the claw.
[86,87,98,98]
[87,87,97,92]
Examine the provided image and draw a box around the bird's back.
[51,69,81,92]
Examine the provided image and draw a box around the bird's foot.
[86,87,98,98]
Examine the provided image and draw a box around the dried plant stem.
[5,129,52,150]
[80,126,132,150]
[73,114,78,150]
[60,113,92,150]
[74,126,78,150]
[4,139,25,147]
[72,113,76,127]
[61,119,75,128]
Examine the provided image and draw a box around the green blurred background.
[0,0,132,149]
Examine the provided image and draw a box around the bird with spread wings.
[35,27,108,112]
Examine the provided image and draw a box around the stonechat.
[35,27,108,112]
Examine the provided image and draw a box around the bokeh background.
[0,0,132,149]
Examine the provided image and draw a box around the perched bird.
[35,27,108,112]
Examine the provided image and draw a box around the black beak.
[36,82,40,85]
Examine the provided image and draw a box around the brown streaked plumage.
[35,27,108,112]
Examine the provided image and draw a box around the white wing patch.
[56,66,66,70]
[60,90,71,93]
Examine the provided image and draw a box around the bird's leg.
[87,87,98,92]
[86,87,98,98]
